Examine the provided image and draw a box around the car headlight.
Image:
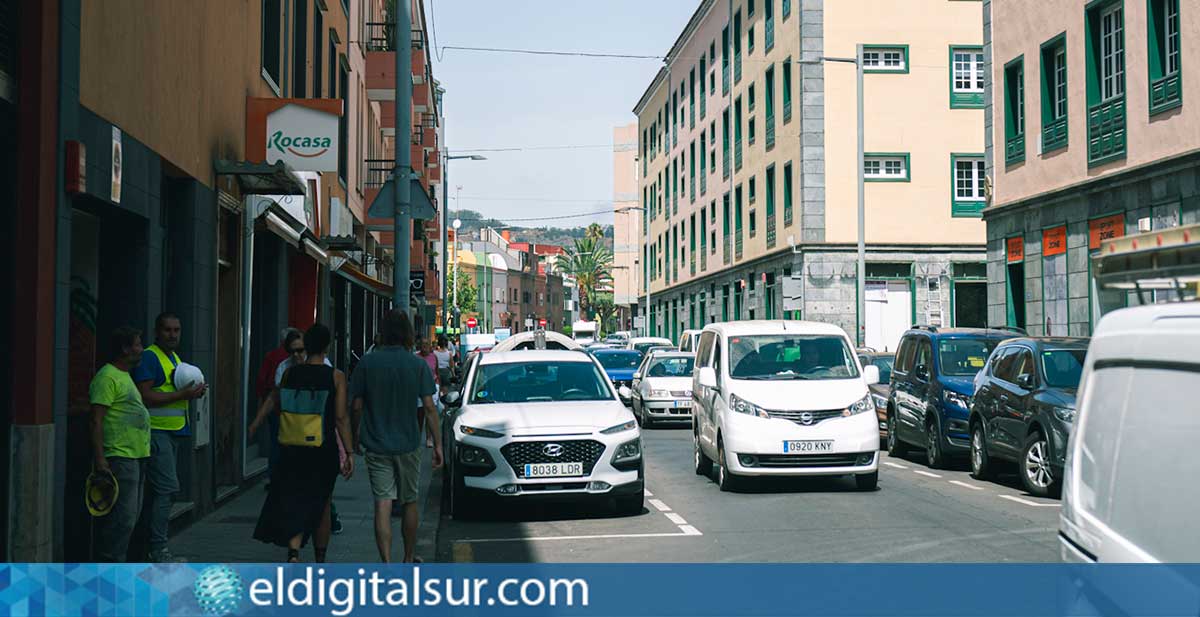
[600,420,637,435]
[942,391,973,410]
[730,394,770,418]
[871,393,888,410]
[848,394,873,415]
[457,444,494,467]
[1053,406,1076,423]
[459,425,504,438]
[649,389,671,399]
[612,438,642,464]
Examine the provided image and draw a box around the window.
[1085,0,1127,165]
[765,165,776,247]
[748,116,756,145]
[338,58,348,182]
[733,10,742,84]
[864,153,910,181]
[1148,0,1182,114]
[734,97,743,170]
[292,0,308,97]
[471,361,613,403]
[783,0,791,20]
[748,83,756,111]
[1004,57,1026,164]
[748,25,755,55]
[261,0,282,92]
[749,209,757,237]
[312,5,323,97]
[747,0,754,16]
[749,176,756,204]
[950,46,984,108]
[782,58,793,122]
[1040,35,1069,152]
[765,66,775,149]
[952,154,986,217]
[862,46,908,73]
[329,34,337,98]
[728,335,860,380]
[783,162,794,227]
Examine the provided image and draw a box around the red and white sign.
[466,317,478,328]
[246,98,343,172]
[538,318,547,327]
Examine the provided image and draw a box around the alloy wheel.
[887,416,897,450]
[927,425,939,465]
[1024,439,1053,489]
[971,429,984,474]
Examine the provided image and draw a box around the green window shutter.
[1003,56,1026,165]
[782,59,793,123]
[1040,35,1069,153]
[1148,0,1182,115]
[783,163,794,227]
[765,67,776,150]
[1085,0,1127,166]
[765,165,777,249]
[949,46,985,109]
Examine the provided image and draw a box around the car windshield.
[647,357,694,377]
[937,339,1000,376]
[728,335,859,380]
[865,356,894,383]
[470,361,613,403]
[1042,349,1086,389]
[634,341,671,353]
[596,351,643,369]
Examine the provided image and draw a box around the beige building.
[633,0,987,349]
[612,123,642,330]
[984,0,1197,334]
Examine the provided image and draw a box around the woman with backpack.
[252,323,354,562]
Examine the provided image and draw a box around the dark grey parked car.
[967,337,1089,498]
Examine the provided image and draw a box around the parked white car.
[628,336,674,354]
[629,351,696,427]
[678,329,703,353]
[691,321,882,491]
[442,350,644,518]
[1060,303,1200,562]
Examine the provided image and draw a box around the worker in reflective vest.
[133,312,206,562]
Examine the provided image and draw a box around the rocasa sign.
[247,98,343,173]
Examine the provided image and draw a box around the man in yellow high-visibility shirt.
[133,312,206,562]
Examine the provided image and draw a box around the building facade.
[5,0,442,561]
[634,0,989,351]
[612,123,642,331]
[983,0,1198,335]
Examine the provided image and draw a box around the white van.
[691,321,882,491]
[1060,303,1200,562]
[677,329,703,353]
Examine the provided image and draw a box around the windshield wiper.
[735,375,775,380]
[770,374,813,380]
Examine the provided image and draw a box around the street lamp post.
[799,50,865,345]
[452,217,462,332]
[441,154,485,336]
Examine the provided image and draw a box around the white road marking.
[649,498,672,512]
[644,489,654,497]
[664,512,688,526]
[949,480,984,491]
[883,461,909,469]
[913,470,943,478]
[1000,494,1061,507]
[457,531,701,544]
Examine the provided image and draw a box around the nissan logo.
[799,412,815,426]
[542,444,564,457]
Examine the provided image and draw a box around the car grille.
[501,440,606,477]
[670,390,691,398]
[769,408,846,426]
[756,453,865,468]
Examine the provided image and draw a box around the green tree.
[562,236,613,320]
[591,292,617,335]
[445,267,478,323]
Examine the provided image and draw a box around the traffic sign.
[466,317,478,328]
[538,318,547,327]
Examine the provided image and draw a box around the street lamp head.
[452,219,462,230]
[468,155,487,161]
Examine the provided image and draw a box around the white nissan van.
[1060,303,1200,562]
[691,321,882,491]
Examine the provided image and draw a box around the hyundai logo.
[543,443,565,457]
[799,412,815,425]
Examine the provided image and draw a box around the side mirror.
[633,372,642,380]
[698,366,719,390]
[1018,374,1034,389]
[443,391,462,409]
[618,386,632,399]
[863,365,881,386]
[915,365,930,382]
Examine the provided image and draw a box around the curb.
[415,447,443,562]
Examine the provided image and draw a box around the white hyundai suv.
[442,350,644,518]
[691,321,882,491]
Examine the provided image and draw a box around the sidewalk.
[170,447,442,563]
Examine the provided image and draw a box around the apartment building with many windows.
[633,0,987,350]
[983,0,1197,335]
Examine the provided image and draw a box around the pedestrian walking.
[257,328,301,488]
[89,327,152,563]
[350,310,442,563]
[434,335,453,394]
[133,312,206,563]
[251,323,354,562]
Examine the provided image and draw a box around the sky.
[427,0,698,228]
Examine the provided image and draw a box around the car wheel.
[970,423,993,480]
[693,428,713,476]
[925,415,947,469]
[1021,432,1061,498]
[886,412,908,457]
[717,441,740,492]
[641,404,654,429]
[614,493,644,516]
[633,397,644,426]
[855,471,879,491]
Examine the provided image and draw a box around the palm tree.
[562,236,613,320]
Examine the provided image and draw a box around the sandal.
[286,548,300,563]
[314,547,328,563]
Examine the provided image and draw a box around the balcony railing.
[734,140,743,170]
[690,250,696,275]
[700,241,707,271]
[364,22,424,52]
[765,114,775,150]
[1005,133,1025,165]
[723,147,731,179]
[690,100,696,129]
[689,174,696,203]
[735,231,743,260]
[723,235,732,265]
[783,200,793,228]
[1042,117,1068,152]
[766,213,776,249]
[734,52,742,84]
[783,99,792,123]
[1087,95,1126,165]
[365,159,392,189]
[700,92,706,119]
[1150,73,1182,115]
[700,167,707,196]
[765,18,775,51]
[722,63,730,95]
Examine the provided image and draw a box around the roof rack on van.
[910,324,938,333]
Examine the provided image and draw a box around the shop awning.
[214,160,306,195]
[256,199,330,265]
[334,259,393,296]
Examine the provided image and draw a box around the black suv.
[886,326,1019,468]
[968,337,1088,497]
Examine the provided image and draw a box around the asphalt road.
[436,426,1061,563]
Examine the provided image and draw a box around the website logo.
[194,565,244,617]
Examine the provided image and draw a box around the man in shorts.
[350,309,443,563]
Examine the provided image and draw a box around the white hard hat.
[174,362,205,390]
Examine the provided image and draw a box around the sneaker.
[148,548,187,563]
[331,515,344,535]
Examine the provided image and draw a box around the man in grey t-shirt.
[350,310,443,563]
